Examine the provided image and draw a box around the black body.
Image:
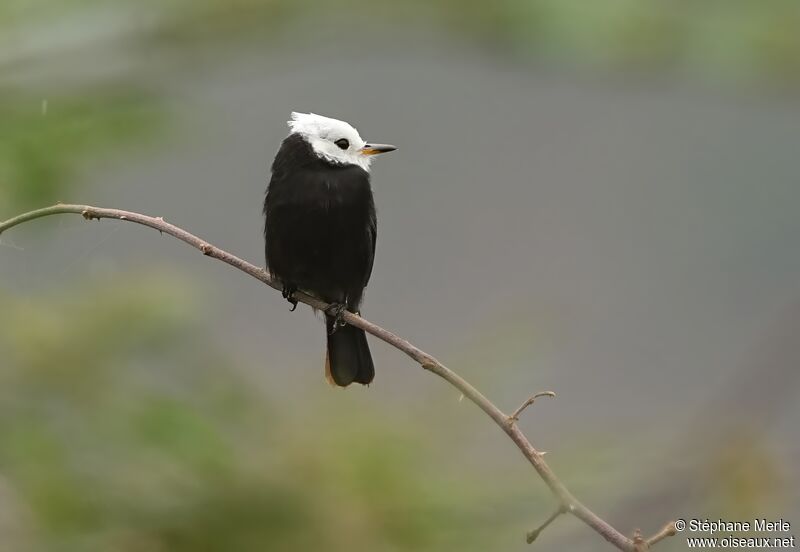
[264,134,376,386]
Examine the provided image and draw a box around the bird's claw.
[325,303,347,334]
[282,284,298,311]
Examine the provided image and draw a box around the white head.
[287,112,396,171]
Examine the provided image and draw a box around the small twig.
[526,504,567,544]
[509,391,556,423]
[646,522,677,547]
[0,204,677,552]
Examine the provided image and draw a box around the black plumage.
[264,134,378,386]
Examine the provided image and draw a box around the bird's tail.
[325,316,375,387]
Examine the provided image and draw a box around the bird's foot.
[282,283,298,312]
[325,303,347,334]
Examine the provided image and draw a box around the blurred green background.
[1,1,799,550]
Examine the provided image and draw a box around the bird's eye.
[334,138,349,150]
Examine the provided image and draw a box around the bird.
[263,112,396,387]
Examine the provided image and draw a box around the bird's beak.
[360,143,397,156]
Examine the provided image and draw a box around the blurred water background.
[1,2,799,550]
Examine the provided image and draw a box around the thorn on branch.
[81,209,99,221]
[509,391,556,424]
[632,528,645,551]
[526,505,567,544]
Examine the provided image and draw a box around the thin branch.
[0,204,672,551]
[526,504,567,544]
[509,390,556,423]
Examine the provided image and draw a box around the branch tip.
[525,528,540,544]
